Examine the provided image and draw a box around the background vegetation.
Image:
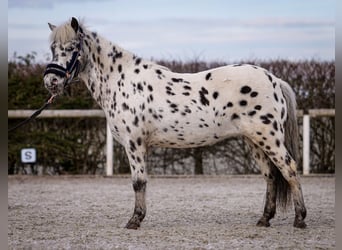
[8,53,335,175]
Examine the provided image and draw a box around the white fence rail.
[8,109,335,176]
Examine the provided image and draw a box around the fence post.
[302,114,310,175]
[106,121,113,176]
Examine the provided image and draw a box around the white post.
[302,114,310,175]
[106,121,113,176]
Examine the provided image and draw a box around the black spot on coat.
[250,91,258,97]
[231,113,240,120]
[133,116,139,127]
[281,107,285,119]
[135,58,142,65]
[274,93,279,102]
[137,83,143,91]
[239,100,248,106]
[266,72,273,82]
[248,110,256,116]
[240,86,252,94]
[199,87,210,106]
[260,115,271,124]
[254,105,262,110]
[273,121,278,131]
[129,140,137,152]
[171,78,183,83]
[122,103,129,111]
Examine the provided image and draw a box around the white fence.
[8,109,335,176]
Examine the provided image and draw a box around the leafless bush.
[8,55,334,174]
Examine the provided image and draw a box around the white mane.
[49,19,85,43]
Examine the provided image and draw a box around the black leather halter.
[44,38,83,88]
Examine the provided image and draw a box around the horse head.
[44,17,83,95]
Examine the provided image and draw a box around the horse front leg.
[126,178,147,229]
[125,139,147,229]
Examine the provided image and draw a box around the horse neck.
[79,29,134,106]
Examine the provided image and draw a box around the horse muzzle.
[43,73,65,95]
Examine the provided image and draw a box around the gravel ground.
[8,175,335,249]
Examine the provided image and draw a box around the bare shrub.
[8,54,334,174]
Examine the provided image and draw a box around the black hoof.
[294,220,307,229]
[256,218,270,227]
[125,221,140,230]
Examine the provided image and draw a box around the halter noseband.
[44,37,83,88]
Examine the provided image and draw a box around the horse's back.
[152,64,279,100]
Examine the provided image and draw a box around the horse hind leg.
[246,139,277,227]
[269,146,306,228]
[124,140,148,229]
[283,160,307,228]
[249,135,307,228]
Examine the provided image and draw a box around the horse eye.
[66,46,74,52]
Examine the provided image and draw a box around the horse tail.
[273,80,299,210]
[280,80,300,164]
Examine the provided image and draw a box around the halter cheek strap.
[44,51,80,81]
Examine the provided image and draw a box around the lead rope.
[8,95,57,132]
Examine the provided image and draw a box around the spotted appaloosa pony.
[43,17,307,229]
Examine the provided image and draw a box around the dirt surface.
[8,175,335,249]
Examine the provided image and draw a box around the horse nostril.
[51,77,58,84]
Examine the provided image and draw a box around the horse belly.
[148,113,240,148]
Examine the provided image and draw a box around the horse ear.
[71,17,79,33]
[48,23,56,31]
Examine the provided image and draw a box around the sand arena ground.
[8,175,335,249]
